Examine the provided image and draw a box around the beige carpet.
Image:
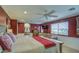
[62,45,79,53]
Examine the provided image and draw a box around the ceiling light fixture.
[24,11,27,14]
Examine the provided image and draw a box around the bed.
[12,34,63,53]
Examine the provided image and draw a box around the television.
[42,25,48,29]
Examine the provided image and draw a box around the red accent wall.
[6,17,10,25]
[18,22,24,33]
[30,24,51,33]
[30,24,41,33]
[0,6,10,25]
[0,6,11,32]
[41,23,51,33]
[10,19,17,35]
[68,17,77,37]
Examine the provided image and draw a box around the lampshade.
[24,23,30,28]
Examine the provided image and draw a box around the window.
[51,21,68,35]
[51,23,59,34]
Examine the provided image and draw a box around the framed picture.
[76,17,79,35]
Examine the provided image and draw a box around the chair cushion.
[0,34,13,52]
[6,33,16,43]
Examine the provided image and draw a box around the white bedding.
[12,34,61,53]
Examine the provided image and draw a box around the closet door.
[18,22,24,33]
[10,20,17,35]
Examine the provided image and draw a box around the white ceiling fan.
[36,10,58,20]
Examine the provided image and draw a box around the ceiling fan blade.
[47,10,55,15]
[36,13,44,15]
[48,15,58,17]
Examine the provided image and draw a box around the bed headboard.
[0,25,6,35]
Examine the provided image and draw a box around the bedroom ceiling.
[1,5,79,24]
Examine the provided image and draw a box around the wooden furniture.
[59,42,64,53]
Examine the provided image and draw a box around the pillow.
[0,34,13,52]
[6,33,16,43]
